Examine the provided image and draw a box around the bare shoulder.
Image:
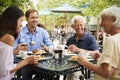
[1,34,15,46]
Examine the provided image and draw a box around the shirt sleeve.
[98,37,119,68]
[43,30,54,48]
[0,44,16,80]
[66,38,70,47]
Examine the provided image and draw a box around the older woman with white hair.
[65,15,99,80]
[72,6,120,80]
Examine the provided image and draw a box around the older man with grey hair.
[65,15,99,80]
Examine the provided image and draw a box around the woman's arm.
[10,56,38,73]
[10,59,28,73]
[89,50,101,60]
[2,34,39,73]
[13,44,27,55]
[77,56,115,78]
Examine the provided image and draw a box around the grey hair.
[71,16,85,25]
[100,6,120,28]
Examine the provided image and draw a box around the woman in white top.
[0,6,39,80]
[72,6,120,80]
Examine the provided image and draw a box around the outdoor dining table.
[29,55,82,80]
[15,52,96,80]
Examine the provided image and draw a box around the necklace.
[30,41,35,45]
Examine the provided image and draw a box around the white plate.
[16,54,29,59]
[16,55,21,57]
[39,57,52,61]
[28,50,47,55]
[64,53,77,56]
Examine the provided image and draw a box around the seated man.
[14,9,54,79]
[65,16,99,80]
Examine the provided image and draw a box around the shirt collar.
[24,26,39,34]
[74,32,87,41]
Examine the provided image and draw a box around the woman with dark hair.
[0,6,23,39]
[0,6,39,80]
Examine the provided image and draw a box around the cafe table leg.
[88,70,91,78]
[15,69,21,78]
[81,66,88,79]
[52,75,59,80]
[63,74,66,80]
[46,74,59,80]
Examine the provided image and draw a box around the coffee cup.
[54,49,64,59]
[19,50,28,59]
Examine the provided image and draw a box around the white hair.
[71,16,85,25]
[100,6,120,27]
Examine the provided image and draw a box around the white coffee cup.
[19,50,28,59]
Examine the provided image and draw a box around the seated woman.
[0,6,39,80]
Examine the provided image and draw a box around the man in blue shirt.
[14,9,54,79]
[66,31,98,51]
[66,16,99,80]
[14,25,53,51]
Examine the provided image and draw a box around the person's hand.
[71,55,88,66]
[14,44,27,55]
[16,44,27,51]
[42,45,49,52]
[24,55,39,64]
[89,51,101,60]
[68,44,80,53]
[77,55,89,66]
[40,43,49,52]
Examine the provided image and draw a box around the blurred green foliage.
[0,0,120,30]
[1,0,120,16]
[0,0,31,15]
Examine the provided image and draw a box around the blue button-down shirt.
[14,26,54,51]
[66,32,98,50]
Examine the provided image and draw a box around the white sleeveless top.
[0,41,16,80]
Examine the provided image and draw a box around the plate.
[16,55,22,59]
[67,58,78,62]
[16,55,21,57]
[39,57,52,61]
[64,53,77,56]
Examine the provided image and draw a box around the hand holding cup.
[24,55,39,64]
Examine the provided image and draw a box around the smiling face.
[26,12,38,29]
[72,19,85,35]
[101,15,116,35]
